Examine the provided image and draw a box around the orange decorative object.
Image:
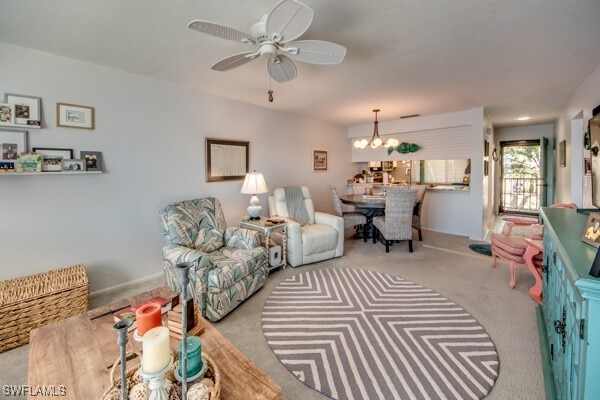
[135,302,162,336]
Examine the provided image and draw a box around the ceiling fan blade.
[188,20,256,44]
[284,40,347,64]
[267,55,297,83]
[211,52,257,71]
[266,0,314,43]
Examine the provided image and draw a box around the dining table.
[339,193,419,240]
[339,194,387,239]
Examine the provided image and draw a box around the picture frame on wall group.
[312,149,327,172]
[56,102,95,130]
[80,150,103,171]
[205,138,249,182]
[32,148,74,172]
[582,212,600,248]
[4,93,42,127]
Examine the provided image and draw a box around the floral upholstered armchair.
[160,198,267,321]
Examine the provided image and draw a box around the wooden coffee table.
[28,286,282,400]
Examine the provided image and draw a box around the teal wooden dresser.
[539,207,600,399]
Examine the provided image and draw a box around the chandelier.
[353,109,399,149]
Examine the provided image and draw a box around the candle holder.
[173,262,193,400]
[139,355,174,400]
[112,318,134,400]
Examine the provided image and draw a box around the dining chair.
[372,188,418,252]
[329,186,368,241]
[410,184,427,241]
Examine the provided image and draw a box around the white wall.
[0,43,350,292]
[556,62,600,205]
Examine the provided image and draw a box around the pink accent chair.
[491,203,577,300]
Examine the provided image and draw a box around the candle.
[142,326,170,373]
[136,302,162,336]
[178,336,203,377]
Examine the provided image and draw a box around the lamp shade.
[241,171,268,195]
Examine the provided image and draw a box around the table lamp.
[241,170,268,220]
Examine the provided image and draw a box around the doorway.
[499,140,545,214]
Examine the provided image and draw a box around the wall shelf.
[0,171,102,175]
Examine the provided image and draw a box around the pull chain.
[268,76,274,102]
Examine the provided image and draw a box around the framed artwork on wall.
[559,140,566,167]
[56,102,95,129]
[205,138,249,182]
[312,149,327,172]
[582,212,600,248]
[4,93,42,126]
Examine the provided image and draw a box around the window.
[415,159,470,184]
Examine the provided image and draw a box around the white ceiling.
[1,0,600,128]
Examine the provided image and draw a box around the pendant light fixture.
[353,109,399,149]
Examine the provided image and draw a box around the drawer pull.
[554,319,566,335]
[554,306,567,353]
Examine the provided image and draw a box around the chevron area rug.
[262,268,499,400]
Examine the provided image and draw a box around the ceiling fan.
[188,0,347,84]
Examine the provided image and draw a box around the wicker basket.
[0,264,89,353]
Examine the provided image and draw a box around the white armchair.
[268,186,344,267]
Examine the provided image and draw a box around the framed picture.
[0,103,15,125]
[2,143,18,161]
[484,160,489,176]
[4,93,42,126]
[0,129,28,155]
[585,158,592,175]
[582,212,600,247]
[0,161,15,172]
[205,138,249,182]
[41,155,63,172]
[312,149,327,172]
[56,102,95,130]
[32,147,73,159]
[63,159,85,172]
[80,150,103,171]
[559,140,566,167]
[484,140,489,157]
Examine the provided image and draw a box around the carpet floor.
[263,268,499,400]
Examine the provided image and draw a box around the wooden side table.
[239,217,287,273]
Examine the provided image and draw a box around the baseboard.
[89,272,163,298]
